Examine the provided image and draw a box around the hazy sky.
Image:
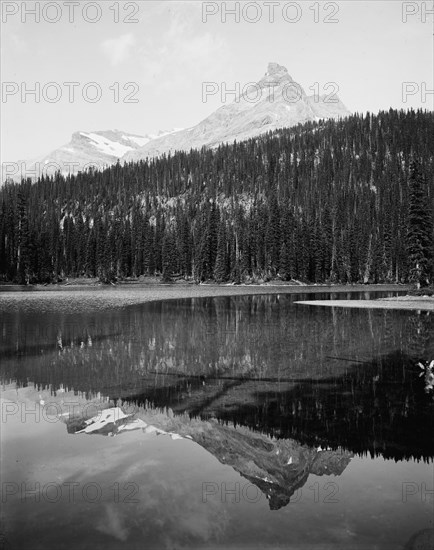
[1,0,433,160]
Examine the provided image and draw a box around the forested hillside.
[1,109,433,285]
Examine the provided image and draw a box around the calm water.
[1,290,433,550]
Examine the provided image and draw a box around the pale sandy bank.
[0,284,407,313]
[296,296,434,311]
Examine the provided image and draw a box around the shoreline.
[0,283,410,313]
[296,295,434,311]
[0,282,409,293]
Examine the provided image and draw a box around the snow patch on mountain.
[3,63,350,183]
[122,135,151,147]
[79,132,133,158]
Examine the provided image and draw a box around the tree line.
[0,108,433,285]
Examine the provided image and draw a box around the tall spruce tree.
[406,161,433,289]
[17,191,31,284]
[162,232,177,282]
[214,221,228,283]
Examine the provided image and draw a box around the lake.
[1,288,433,550]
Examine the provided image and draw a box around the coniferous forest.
[1,109,433,285]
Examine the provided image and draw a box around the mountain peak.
[260,62,293,86]
[7,65,351,181]
[266,62,288,76]
[121,63,350,162]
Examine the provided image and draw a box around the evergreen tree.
[406,161,433,288]
[214,221,228,283]
[162,231,177,282]
[16,191,31,284]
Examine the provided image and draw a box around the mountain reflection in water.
[1,292,433,511]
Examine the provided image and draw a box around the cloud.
[96,504,130,542]
[101,33,135,66]
[139,11,226,91]
[10,32,28,52]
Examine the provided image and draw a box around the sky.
[1,0,433,161]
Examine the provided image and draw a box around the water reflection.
[63,401,354,511]
[2,291,434,549]
[2,293,433,463]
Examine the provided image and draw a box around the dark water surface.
[1,289,433,549]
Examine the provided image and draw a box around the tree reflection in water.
[1,294,433,471]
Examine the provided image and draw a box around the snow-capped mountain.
[4,129,180,182]
[4,63,350,182]
[123,62,350,161]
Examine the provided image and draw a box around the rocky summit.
[123,62,350,161]
[5,63,350,182]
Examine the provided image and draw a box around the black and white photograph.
[1,1,433,549]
